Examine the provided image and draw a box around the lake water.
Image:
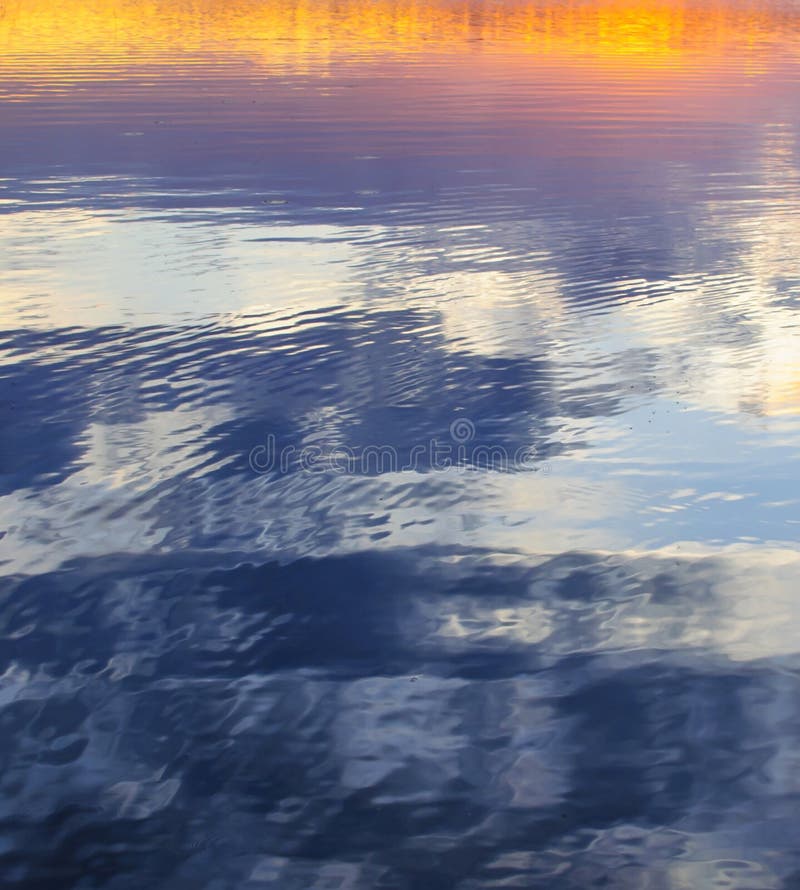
[1,0,800,886]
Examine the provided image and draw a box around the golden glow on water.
[1,0,799,78]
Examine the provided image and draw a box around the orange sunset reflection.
[1,0,799,79]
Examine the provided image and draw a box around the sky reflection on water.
[1,1,799,887]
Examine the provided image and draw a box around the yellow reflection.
[763,350,800,416]
[1,0,798,78]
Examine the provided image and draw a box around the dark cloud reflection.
[1,547,799,888]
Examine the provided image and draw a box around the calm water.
[1,0,800,886]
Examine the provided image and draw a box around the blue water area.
[1,0,800,887]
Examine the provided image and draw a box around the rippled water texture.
[2,0,800,886]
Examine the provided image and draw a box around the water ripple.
[2,0,800,886]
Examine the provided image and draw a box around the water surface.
[1,1,800,887]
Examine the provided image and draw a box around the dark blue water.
[2,0,800,886]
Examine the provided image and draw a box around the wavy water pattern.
[1,1,800,887]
